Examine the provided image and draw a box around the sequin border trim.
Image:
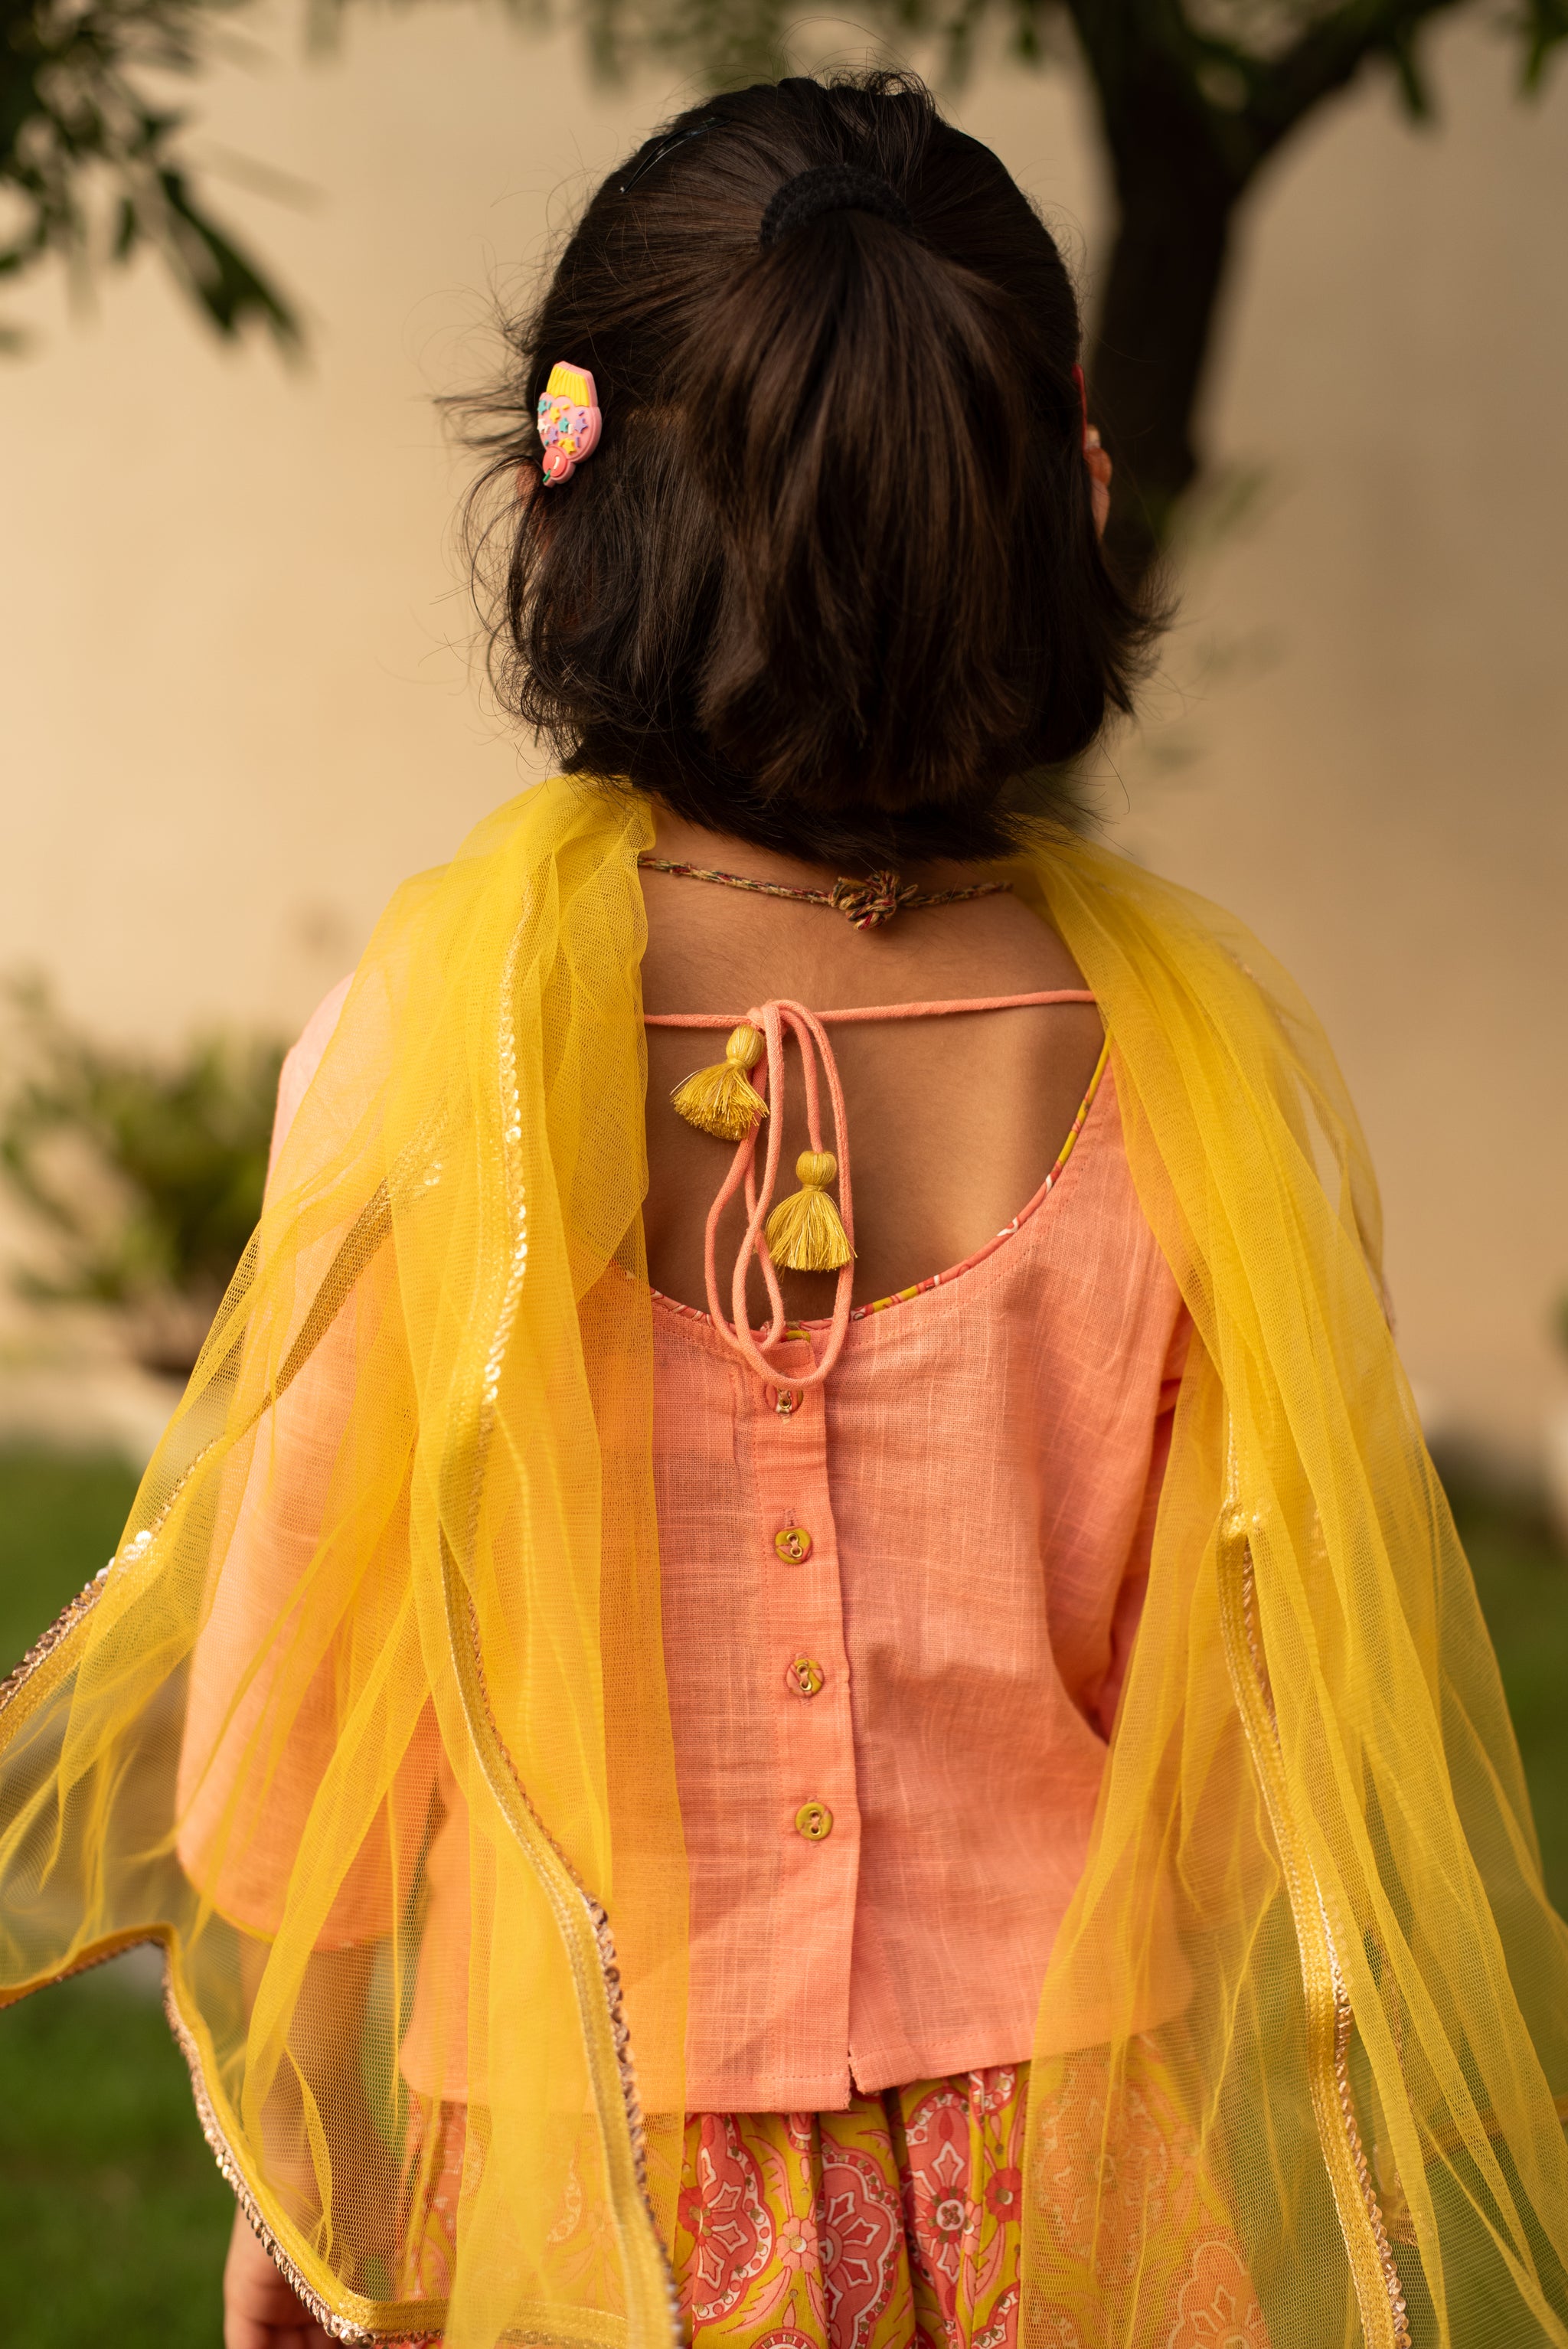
[0,1562,111,1723]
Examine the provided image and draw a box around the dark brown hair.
[460,73,1159,867]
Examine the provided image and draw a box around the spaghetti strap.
[645,990,1099,1398]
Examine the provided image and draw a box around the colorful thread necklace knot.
[638,853,1009,927]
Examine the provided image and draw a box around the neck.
[648,805,1008,894]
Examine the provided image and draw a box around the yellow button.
[786,1655,825,1699]
[774,1526,813,1565]
[795,1801,833,1842]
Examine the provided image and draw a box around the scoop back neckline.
[648,1041,1110,1335]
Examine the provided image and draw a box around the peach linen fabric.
[649,1054,1187,2108]
[178,989,1187,2114]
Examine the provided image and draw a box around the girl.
[2,70,1566,2349]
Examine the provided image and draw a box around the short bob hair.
[460,72,1159,867]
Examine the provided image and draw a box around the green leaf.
[0,0,303,354]
[158,165,301,345]
[1388,25,1435,119]
[1521,0,1568,87]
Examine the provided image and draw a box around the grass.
[0,1447,142,1671]
[0,1448,234,2347]
[1444,1474,1568,1913]
[0,1445,1563,2341]
[0,1958,235,2347]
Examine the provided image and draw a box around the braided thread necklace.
[637,854,1011,933]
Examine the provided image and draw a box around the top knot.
[760,165,914,250]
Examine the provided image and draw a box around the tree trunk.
[1083,103,1244,586]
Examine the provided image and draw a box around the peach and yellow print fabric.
[675,2069,1026,2349]
[1027,2040,1272,2349]
[398,2048,1269,2349]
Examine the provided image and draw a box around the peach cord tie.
[645,992,1096,1396]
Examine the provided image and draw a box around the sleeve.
[1092,1307,1192,1741]
[176,978,442,1949]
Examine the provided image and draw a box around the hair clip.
[1072,361,1092,454]
[537,363,602,485]
[619,115,720,197]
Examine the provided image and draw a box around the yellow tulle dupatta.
[0,777,1563,2349]
[0,782,688,2347]
[1024,846,1568,2349]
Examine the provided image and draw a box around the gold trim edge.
[1217,1480,1412,2349]
[1,1916,635,2348]
[0,897,668,2341]
[434,910,681,2348]
[0,1537,198,1740]
[159,1949,433,2344]
[164,1945,631,2348]
[443,1557,679,2346]
[0,1566,111,1726]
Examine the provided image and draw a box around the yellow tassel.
[671,1024,769,1142]
[765,1150,854,1273]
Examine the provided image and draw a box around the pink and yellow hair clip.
[537,361,602,484]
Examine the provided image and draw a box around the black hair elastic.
[760,165,914,249]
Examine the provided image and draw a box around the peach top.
[186,982,1188,2114]
[644,1009,1187,2109]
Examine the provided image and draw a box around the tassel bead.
[765,1150,854,1273]
[671,1024,769,1141]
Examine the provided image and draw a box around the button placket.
[750,1340,858,2066]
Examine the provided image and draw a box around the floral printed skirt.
[674,2068,1027,2349]
[398,2050,1269,2348]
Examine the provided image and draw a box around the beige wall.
[2,14,1564,1465]
[1117,36,1568,1466]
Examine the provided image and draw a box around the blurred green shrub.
[0,978,285,1376]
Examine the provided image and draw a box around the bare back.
[640,812,1106,1321]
